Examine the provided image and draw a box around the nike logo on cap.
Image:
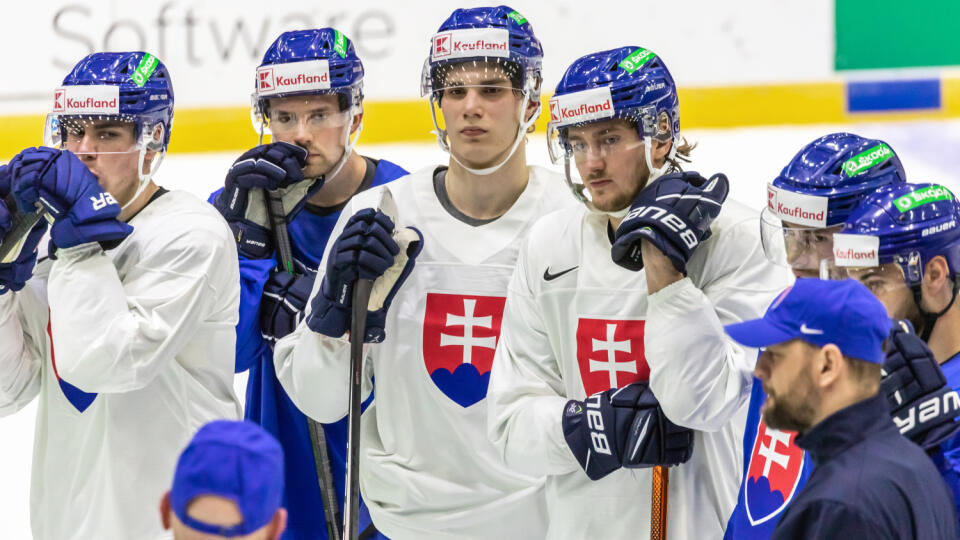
[543,265,578,281]
[800,323,824,335]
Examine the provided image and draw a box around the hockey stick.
[650,466,669,540]
[265,190,343,540]
[344,277,373,540]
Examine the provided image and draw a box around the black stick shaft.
[265,189,342,539]
[344,278,373,540]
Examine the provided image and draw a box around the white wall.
[1,0,834,113]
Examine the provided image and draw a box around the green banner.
[836,0,960,70]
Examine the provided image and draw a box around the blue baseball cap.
[724,278,892,364]
[171,420,284,537]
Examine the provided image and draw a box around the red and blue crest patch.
[422,293,506,407]
[744,421,805,525]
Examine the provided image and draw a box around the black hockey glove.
[214,142,321,259]
[562,382,694,481]
[612,171,728,274]
[259,268,316,344]
[882,319,960,452]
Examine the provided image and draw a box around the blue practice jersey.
[210,157,407,540]
[723,295,815,540]
[933,350,960,536]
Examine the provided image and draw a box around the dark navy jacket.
[772,393,957,540]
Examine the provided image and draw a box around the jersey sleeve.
[645,215,789,431]
[46,227,239,394]
[234,254,276,373]
[0,285,46,415]
[273,200,374,424]
[487,237,579,477]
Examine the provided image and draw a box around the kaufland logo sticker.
[256,60,331,96]
[52,86,120,115]
[430,28,510,61]
[548,87,615,127]
[766,184,829,227]
[433,33,452,58]
[258,68,274,92]
[833,233,880,267]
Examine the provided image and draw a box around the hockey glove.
[612,171,728,274]
[0,166,47,294]
[259,268,316,344]
[214,142,321,259]
[307,209,422,343]
[10,147,132,250]
[562,382,694,481]
[365,226,423,343]
[882,319,960,453]
[621,384,695,469]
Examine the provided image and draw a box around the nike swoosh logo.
[800,323,824,335]
[543,265,579,281]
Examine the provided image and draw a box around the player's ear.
[269,508,288,540]
[350,109,363,135]
[159,490,172,530]
[923,256,950,292]
[523,97,539,125]
[818,343,844,388]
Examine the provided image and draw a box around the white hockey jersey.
[487,200,792,539]
[0,190,242,540]
[274,165,577,539]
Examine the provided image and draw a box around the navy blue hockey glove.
[10,147,131,250]
[214,142,321,259]
[562,382,694,481]
[259,268,316,344]
[882,320,960,452]
[612,171,728,274]
[0,165,47,294]
[307,209,421,343]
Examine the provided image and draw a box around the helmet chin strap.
[432,93,540,176]
[314,112,364,183]
[122,145,165,210]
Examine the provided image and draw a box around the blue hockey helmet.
[45,51,174,152]
[835,183,960,282]
[770,132,906,227]
[420,5,543,99]
[420,6,544,175]
[834,182,960,338]
[252,28,364,137]
[44,52,174,204]
[547,46,680,209]
[760,133,907,276]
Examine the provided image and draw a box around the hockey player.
[274,6,576,538]
[210,28,406,540]
[832,182,960,522]
[486,46,790,539]
[0,52,241,540]
[724,133,908,538]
